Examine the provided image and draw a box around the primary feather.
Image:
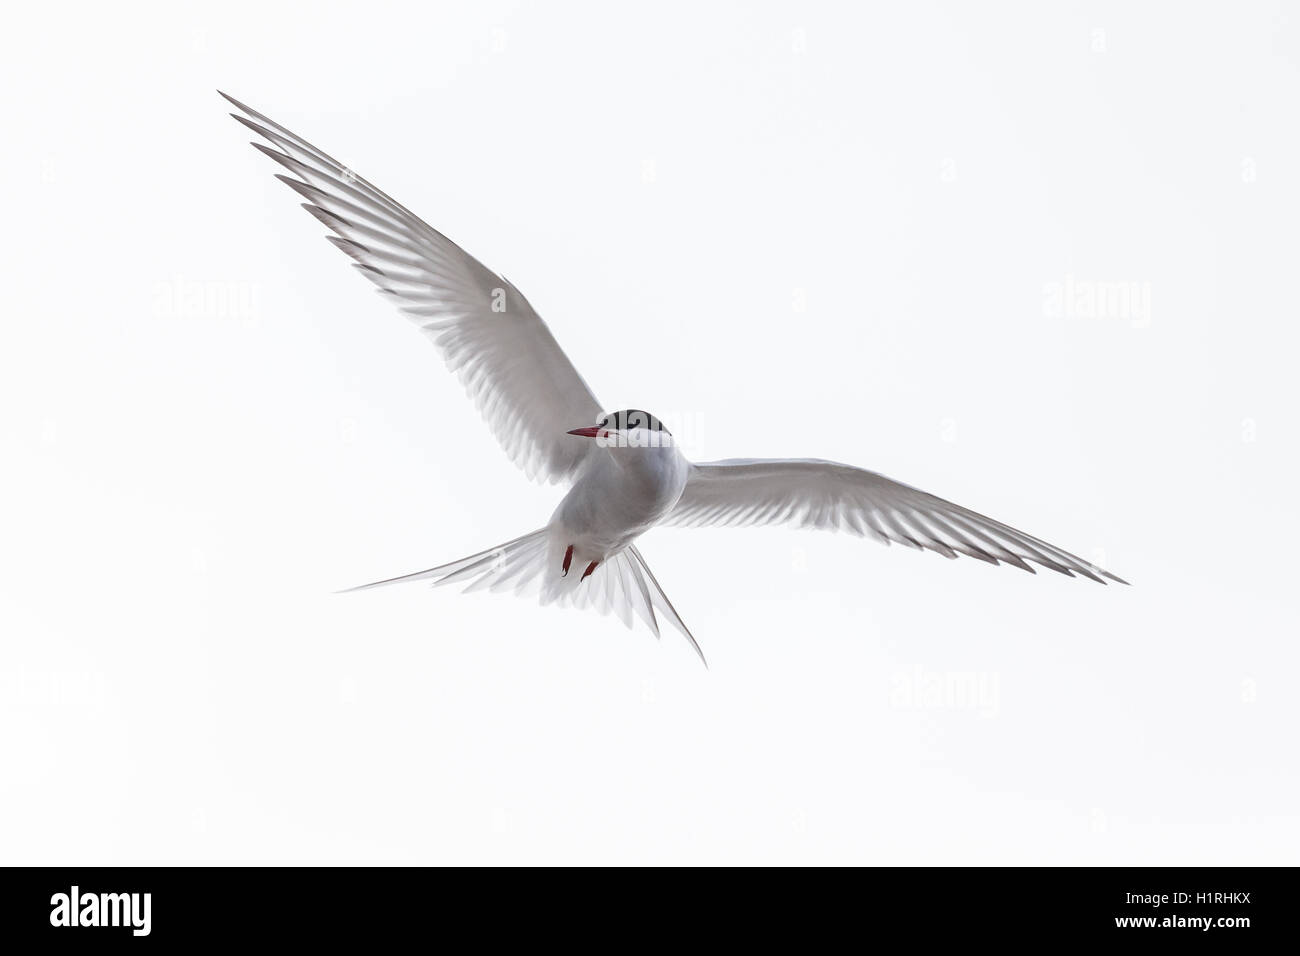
[221,91,603,484]
[668,459,1125,584]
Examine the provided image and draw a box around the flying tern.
[221,92,1125,665]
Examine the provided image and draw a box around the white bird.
[221,92,1126,665]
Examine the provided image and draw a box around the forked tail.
[341,529,706,665]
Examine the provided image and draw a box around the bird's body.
[538,431,689,623]
[550,430,689,579]
[553,421,691,548]
[222,92,1126,665]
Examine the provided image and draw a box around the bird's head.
[567,409,673,450]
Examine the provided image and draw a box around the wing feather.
[666,458,1126,584]
[222,92,603,483]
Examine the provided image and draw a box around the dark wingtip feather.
[249,140,292,165]
[218,90,255,115]
[326,235,373,261]
[301,202,354,232]
[1038,562,1076,579]
[1072,566,1107,584]
[273,173,320,203]
[229,113,269,140]
[1004,555,1036,574]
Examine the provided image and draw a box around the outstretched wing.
[666,458,1126,583]
[221,92,603,484]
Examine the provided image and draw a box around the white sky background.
[1,1,1297,865]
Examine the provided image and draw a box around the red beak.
[567,426,607,439]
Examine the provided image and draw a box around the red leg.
[581,560,600,581]
[562,545,574,577]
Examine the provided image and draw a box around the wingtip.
[684,630,709,669]
[217,89,247,111]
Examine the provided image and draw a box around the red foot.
[581,561,600,581]
[562,545,574,577]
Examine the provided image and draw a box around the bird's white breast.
[553,441,688,556]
